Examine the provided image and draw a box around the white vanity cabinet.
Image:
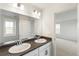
[39,42,52,56]
[23,42,52,56]
[39,46,51,56]
[23,48,39,56]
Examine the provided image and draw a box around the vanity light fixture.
[17,3,24,10]
[17,3,21,7]
[33,10,41,18]
[34,10,37,15]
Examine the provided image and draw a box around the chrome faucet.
[17,38,28,45]
[17,39,23,45]
[19,39,22,45]
[35,35,41,39]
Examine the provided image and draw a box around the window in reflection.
[4,21,16,36]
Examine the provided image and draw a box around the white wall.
[55,9,77,41]
[34,8,55,38]
[41,8,54,37]
[41,8,55,56]
[77,4,79,56]
[57,20,77,41]
[56,9,77,22]
[34,18,42,35]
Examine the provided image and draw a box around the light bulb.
[34,10,37,15]
[20,4,24,10]
[13,3,24,10]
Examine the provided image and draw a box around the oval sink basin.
[9,43,31,53]
[34,38,47,43]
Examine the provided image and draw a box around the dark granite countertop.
[0,36,52,56]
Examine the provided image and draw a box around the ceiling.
[30,3,77,13]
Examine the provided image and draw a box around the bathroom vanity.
[0,36,52,56]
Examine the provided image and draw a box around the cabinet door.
[39,42,52,56]
[39,46,51,56]
[23,48,38,56]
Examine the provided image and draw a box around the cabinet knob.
[45,50,48,55]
